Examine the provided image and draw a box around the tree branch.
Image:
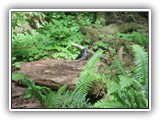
[71,42,109,62]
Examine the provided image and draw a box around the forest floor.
[12,82,39,108]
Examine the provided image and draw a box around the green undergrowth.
[12,12,99,67]
[94,45,148,108]
[117,31,148,48]
[12,45,148,108]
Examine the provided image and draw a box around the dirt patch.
[12,82,39,108]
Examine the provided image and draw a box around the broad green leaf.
[12,73,25,81]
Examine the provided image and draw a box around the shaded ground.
[12,82,39,108]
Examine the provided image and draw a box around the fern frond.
[132,79,144,90]
[24,77,49,107]
[134,91,148,108]
[69,92,92,108]
[132,45,149,99]
[119,75,134,90]
[73,50,103,97]
[57,84,67,95]
[113,55,126,75]
[106,80,120,95]
[93,100,127,108]
[132,44,148,85]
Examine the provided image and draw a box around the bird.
[76,48,88,61]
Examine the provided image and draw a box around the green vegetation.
[117,32,148,48]
[12,12,95,64]
[11,12,149,109]
[14,50,102,108]
[94,45,148,108]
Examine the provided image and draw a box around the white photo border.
[9,9,151,111]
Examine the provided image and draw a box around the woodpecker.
[76,48,88,61]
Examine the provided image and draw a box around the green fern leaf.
[119,75,134,90]
[132,44,148,85]
[113,55,126,75]
[57,84,67,95]
[73,50,103,97]
[107,81,120,95]
[93,100,127,108]
[23,77,47,107]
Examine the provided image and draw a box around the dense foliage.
[12,11,149,109]
[12,12,96,66]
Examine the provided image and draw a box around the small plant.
[117,31,148,47]
[95,18,105,25]
[24,77,52,107]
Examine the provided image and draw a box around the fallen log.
[16,59,87,90]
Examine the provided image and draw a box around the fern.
[94,45,149,108]
[94,100,127,108]
[23,77,52,107]
[106,55,127,83]
[73,50,103,97]
[56,84,68,95]
[132,44,148,98]
[132,44,148,84]
[119,75,134,90]
[106,80,120,95]
[113,56,126,75]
